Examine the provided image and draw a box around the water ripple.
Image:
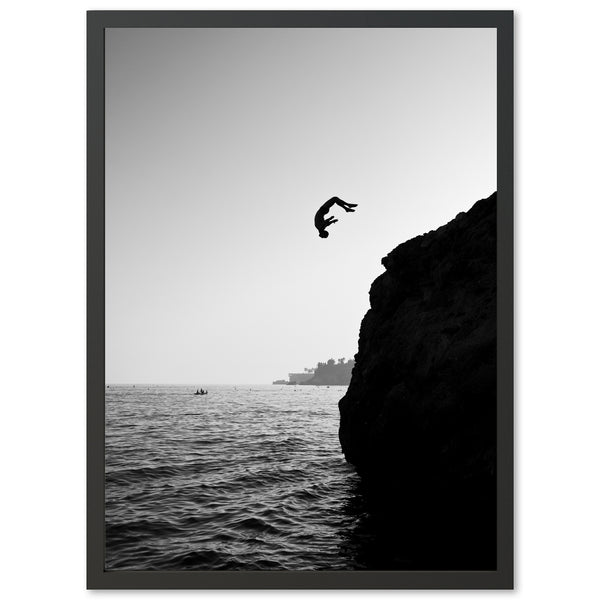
[105,385,361,570]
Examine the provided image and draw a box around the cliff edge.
[339,192,497,489]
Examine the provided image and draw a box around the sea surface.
[105,384,372,571]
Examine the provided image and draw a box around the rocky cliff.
[338,192,497,567]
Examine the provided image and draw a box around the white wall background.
[1,0,599,598]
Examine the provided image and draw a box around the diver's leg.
[334,198,357,212]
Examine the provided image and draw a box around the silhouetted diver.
[314,196,358,238]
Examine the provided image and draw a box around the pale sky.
[105,27,496,384]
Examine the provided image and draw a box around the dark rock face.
[338,192,497,568]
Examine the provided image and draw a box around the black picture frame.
[87,10,513,589]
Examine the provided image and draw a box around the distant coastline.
[273,358,355,386]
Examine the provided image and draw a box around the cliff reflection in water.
[339,475,496,570]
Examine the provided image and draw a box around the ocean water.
[105,384,367,571]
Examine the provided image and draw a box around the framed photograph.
[88,10,513,589]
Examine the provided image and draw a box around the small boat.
[194,389,208,396]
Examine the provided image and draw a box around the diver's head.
[319,230,329,238]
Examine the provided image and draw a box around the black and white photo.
[88,10,514,589]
